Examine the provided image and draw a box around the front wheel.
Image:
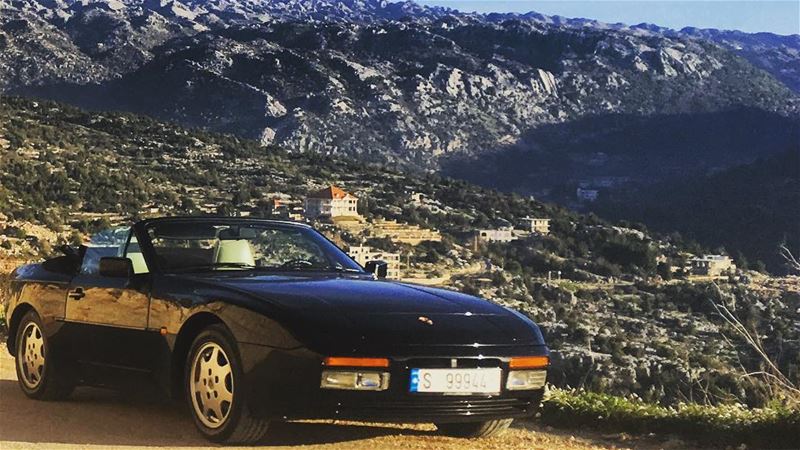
[14,310,74,400]
[185,324,269,444]
[435,419,513,438]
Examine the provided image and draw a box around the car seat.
[214,240,255,266]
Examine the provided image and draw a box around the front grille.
[336,396,534,421]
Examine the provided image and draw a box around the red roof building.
[304,185,360,220]
[307,185,353,200]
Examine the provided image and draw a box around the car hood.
[178,274,544,348]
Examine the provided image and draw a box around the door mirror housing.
[43,244,82,275]
[364,260,388,279]
[99,257,133,279]
[58,244,80,259]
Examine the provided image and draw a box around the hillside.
[2,95,798,411]
[442,109,800,272]
[592,147,800,272]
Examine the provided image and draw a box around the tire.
[185,324,269,444]
[14,310,75,400]
[435,419,513,438]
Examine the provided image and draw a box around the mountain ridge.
[3,0,797,90]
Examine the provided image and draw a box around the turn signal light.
[323,357,390,368]
[509,355,549,369]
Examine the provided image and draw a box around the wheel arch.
[170,311,227,399]
[6,303,36,356]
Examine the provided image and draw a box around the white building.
[520,217,551,235]
[476,227,517,243]
[304,185,360,220]
[690,255,736,277]
[348,246,401,279]
[409,192,425,206]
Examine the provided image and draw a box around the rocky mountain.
[1,0,797,270]
[678,28,800,93]
[481,13,800,94]
[0,0,796,165]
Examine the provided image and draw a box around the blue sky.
[417,1,800,35]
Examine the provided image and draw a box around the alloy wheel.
[18,322,45,389]
[190,342,234,429]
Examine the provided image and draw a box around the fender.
[5,264,72,354]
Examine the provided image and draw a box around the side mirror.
[58,244,79,259]
[99,257,133,279]
[364,260,388,279]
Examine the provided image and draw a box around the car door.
[64,226,157,374]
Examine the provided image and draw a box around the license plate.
[409,368,502,394]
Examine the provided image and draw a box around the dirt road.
[0,345,690,450]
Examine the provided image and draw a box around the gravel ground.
[0,344,696,450]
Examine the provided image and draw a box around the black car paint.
[5,217,549,423]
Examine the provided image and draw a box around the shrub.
[541,388,800,448]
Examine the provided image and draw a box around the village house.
[141,204,161,215]
[476,227,517,243]
[266,195,306,221]
[267,197,285,215]
[409,192,425,206]
[520,217,551,235]
[304,185,360,220]
[348,245,401,279]
[690,255,736,277]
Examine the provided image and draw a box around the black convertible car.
[5,217,549,444]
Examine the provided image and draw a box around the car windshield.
[144,220,363,274]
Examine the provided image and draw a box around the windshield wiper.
[328,267,364,273]
[251,265,364,273]
[171,262,257,273]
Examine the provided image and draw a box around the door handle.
[68,287,85,300]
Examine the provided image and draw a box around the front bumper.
[313,390,544,423]
[240,344,548,422]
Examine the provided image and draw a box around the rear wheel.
[185,324,269,444]
[435,419,513,438]
[14,310,74,400]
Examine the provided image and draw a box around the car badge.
[417,316,434,326]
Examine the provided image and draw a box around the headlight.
[506,370,547,390]
[320,370,390,391]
